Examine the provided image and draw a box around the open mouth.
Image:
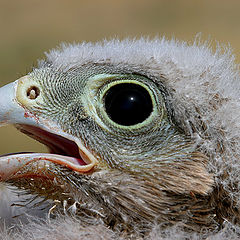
[0,77,97,182]
[0,124,98,181]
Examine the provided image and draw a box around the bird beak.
[0,77,98,181]
[0,79,28,126]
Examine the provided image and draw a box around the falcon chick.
[0,38,240,239]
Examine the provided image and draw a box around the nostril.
[27,86,40,100]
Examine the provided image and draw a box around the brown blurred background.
[0,0,240,155]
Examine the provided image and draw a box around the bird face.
[0,39,239,236]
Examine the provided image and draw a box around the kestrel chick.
[0,38,240,239]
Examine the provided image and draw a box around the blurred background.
[0,0,240,155]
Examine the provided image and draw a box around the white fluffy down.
[1,216,240,240]
[1,37,240,239]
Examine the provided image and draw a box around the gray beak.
[0,81,22,126]
[0,76,38,127]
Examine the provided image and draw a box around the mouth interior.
[16,124,87,166]
[0,124,99,181]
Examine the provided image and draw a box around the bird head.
[0,39,239,236]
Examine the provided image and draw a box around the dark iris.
[104,83,153,126]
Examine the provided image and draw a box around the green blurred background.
[0,0,240,155]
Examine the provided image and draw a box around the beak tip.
[0,81,17,123]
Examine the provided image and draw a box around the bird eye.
[104,83,153,126]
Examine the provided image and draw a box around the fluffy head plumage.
[1,37,240,239]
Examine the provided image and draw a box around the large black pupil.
[104,83,153,126]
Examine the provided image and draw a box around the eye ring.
[98,78,162,131]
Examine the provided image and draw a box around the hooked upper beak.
[0,76,98,181]
[0,78,29,126]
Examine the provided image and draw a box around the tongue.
[0,152,88,181]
